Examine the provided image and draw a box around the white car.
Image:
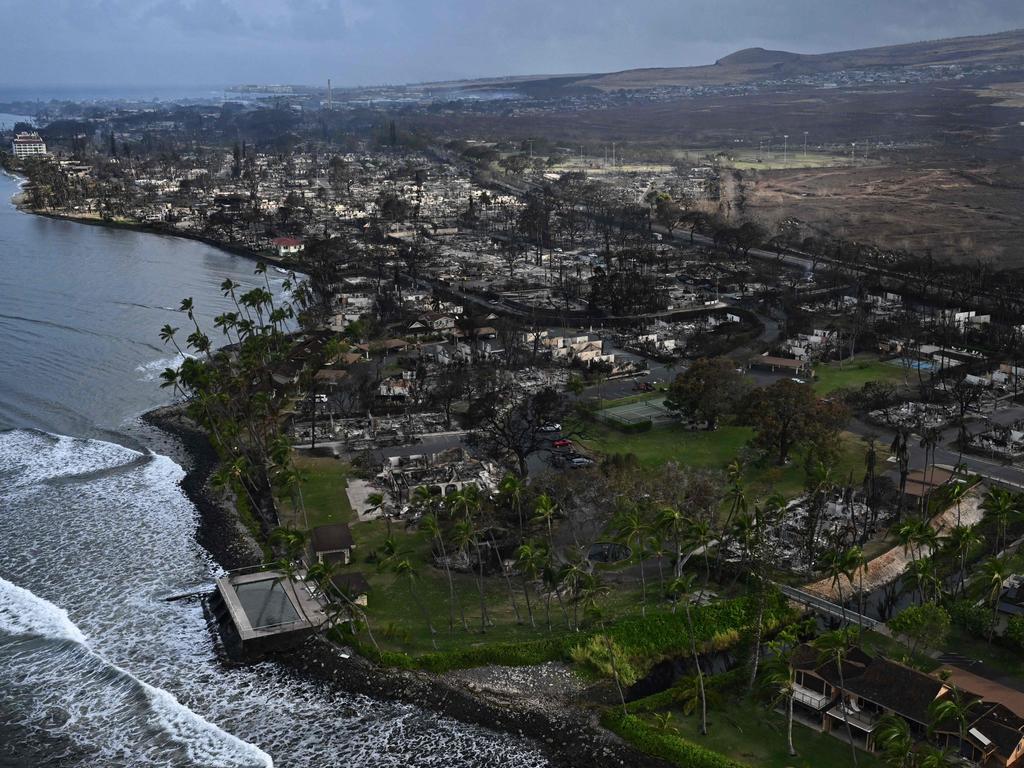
[569,456,594,467]
[791,377,807,384]
[538,422,561,432]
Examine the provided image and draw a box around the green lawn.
[812,355,908,395]
[639,698,882,768]
[332,518,651,655]
[574,419,869,501]
[280,455,353,530]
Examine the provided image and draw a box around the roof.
[313,368,348,384]
[310,523,354,553]
[331,572,370,596]
[272,237,303,247]
[750,355,804,369]
[841,656,946,725]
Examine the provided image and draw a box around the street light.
[783,134,788,164]
[803,131,808,158]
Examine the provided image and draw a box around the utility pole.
[783,134,789,164]
[803,131,808,158]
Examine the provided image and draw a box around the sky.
[1,0,1023,89]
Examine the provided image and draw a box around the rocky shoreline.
[141,402,667,768]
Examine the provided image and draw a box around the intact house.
[310,523,355,566]
[409,311,457,335]
[790,644,1024,765]
[271,237,305,259]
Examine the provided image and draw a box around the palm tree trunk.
[685,603,708,736]
[787,689,797,756]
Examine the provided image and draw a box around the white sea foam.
[0,429,140,489]
[136,353,190,382]
[0,575,274,768]
[0,577,87,644]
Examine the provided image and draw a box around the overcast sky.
[2,0,1023,89]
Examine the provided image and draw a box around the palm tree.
[656,505,687,578]
[823,546,859,624]
[559,549,591,631]
[452,516,490,632]
[946,480,969,529]
[533,492,559,555]
[815,628,861,768]
[423,512,466,634]
[763,627,802,757]
[903,555,941,605]
[498,473,526,536]
[928,686,980,761]
[946,524,981,597]
[685,517,714,593]
[394,558,437,650]
[515,541,546,629]
[616,506,649,615]
[981,554,1009,642]
[874,714,913,768]
[669,573,709,736]
[981,486,1012,555]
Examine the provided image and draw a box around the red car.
[552,438,573,448]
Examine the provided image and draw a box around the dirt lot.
[736,161,1024,264]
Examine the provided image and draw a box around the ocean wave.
[0,576,274,768]
[135,353,190,382]
[0,429,141,489]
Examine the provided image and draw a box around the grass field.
[279,454,354,530]
[639,699,882,768]
[813,355,908,395]
[574,418,869,500]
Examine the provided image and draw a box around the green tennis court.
[601,398,676,426]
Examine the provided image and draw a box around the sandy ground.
[803,491,983,601]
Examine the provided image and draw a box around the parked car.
[633,381,655,392]
[791,377,807,385]
[538,422,561,432]
[569,456,594,468]
[552,438,573,448]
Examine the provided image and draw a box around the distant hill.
[454,28,1024,94]
[572,28,1024,90]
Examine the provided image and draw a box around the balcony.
[826,702,880,733]
[792,683,832,710]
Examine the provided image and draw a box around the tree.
[742,379,849,465]
[946,524,981,597]
[815,628,861,768]
[889,603,950,656]
[393,558,437,650]
[763,625,806,758]
[668,573,709,736]
[663,357,746,430]
[515,541,546,628]
[981,486,1013,555]
[981,555,1010,642]
[874,714,914,768]
[928,686,980,761]
[466,385,567,477]
[615,505,650,615]
[422,512,466,634]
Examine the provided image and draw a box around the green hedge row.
[601,712,748,768]
[625,667,749,714]
[354,591,791,674]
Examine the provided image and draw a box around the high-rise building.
[11,132,47,158]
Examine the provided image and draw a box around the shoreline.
[142,401,663,768]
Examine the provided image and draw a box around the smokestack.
[327,79,332,109]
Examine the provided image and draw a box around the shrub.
[601,712,748,768]
[1005,616,1024,651]
[947,599,992,638]
[570,635,640,687]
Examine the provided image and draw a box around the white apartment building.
[11,132,46,158]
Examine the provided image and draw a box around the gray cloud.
[0,0,1022,87]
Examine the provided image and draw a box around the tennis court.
[601,398,676,426]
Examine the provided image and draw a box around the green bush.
[626,667,748,714]
[602,712,748,768]
[947,599,992,638]
[1005,616,1024,651]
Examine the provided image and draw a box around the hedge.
[601,712,748,768]
[625,667,748,714]
[352,591,792,674]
